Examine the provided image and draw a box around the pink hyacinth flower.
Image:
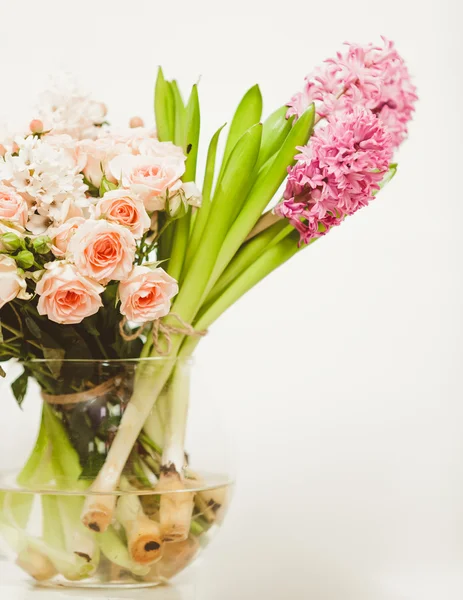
[287,37,418,149]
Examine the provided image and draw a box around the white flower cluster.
[0,135,88,233]
[37,78,107,140]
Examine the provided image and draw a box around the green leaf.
[167,84,201,282]
[82,175,100,198]
[99,174,118,196]
[12,370,28,407]
[82,316,100,337]
[42,347,66,378]
[0,366,5,378]
[43,403,83,482]
[257,105,294,170]
[218,85,263,181]
[202,123,226,205]
[171,80,186,147]
[24,315,42,339]
[79,450,106,480]
[183,84,200,182]
[182,123,226,276]
[154,67,175,142]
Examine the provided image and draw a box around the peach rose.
[36,262,104,325]
[108,154,185,211]
[68,220,136,284]
[0,184,28,227]
[94,190,150,239]
[118,266,178,324]
[49,217,85,257]
[0,255,30,308]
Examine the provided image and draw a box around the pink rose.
[36,262,104,325]
[108,154,185,211]
[0,184,28,227]
[134,138,185,160]
[94,190,150,239]
[69,220,136,284]
[119,266,178,324]
[49,217,85,257]
[0,255,30,308]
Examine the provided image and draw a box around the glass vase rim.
[18,356,194,365]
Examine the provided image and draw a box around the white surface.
[0,0,462,598]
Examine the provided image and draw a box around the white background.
[0,0,462,598]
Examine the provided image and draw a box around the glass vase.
[0,358,232,588]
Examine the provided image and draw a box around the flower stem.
[158,364,194,542]
[204,219,293,308]
[245,209,283,241]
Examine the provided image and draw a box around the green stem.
[95,335,109,359]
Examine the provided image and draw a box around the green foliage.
[183,85,200,181]
[171,80,186,147]
[11,369,28,407]
[257,105,294,170]
[99,174,118,196]
[154,67,175,142]
[218,85,263,181]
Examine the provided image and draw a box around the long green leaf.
[167,85,201,281]
[204,104,315,296]
[182,123,226,277]
[218,85,263,181]
[183,84,200,182]
[171,80,186,147]
[154,67,175,142]
[256,105,294,170]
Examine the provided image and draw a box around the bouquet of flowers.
[0,37,417,586]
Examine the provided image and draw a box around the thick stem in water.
[16,547,57,582]
[145,535,200,582]
[158,364,194,542]
[116,487,163,565]
[195,485,228,524]
[158,470,194,543]
[98,526,150,577]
